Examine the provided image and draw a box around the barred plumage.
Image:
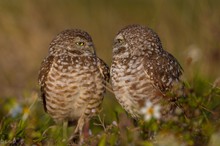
[111,24,182,120]
[38,29,109,141]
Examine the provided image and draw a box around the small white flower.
[140,100,161,121]
[112,121,118,126]
[186,44,202,64]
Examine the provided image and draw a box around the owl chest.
[111,59,145,90]
[50,62,79,83]
[45,58,96,95]
[44,59,98,120]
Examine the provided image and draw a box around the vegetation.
[1,78,220,145]
[0,0,220,145]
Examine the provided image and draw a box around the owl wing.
[38,55,55,112]
[143,51,183,93]
[96,58,110,84]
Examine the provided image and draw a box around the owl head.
[49,29,96,56]
[113,24,163,58]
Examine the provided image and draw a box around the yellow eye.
[76,42,85,46]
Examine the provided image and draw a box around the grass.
[0,0,220,145]
[0,78,220,145]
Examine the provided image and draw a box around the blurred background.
[0,0,219,98]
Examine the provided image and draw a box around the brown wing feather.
[144,51,183,93]
[38,55,55,112]
[97,58,110,83]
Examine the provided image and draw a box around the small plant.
[1,79,220,145]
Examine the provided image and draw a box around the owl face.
[113,33,130,58]
[113,24,162,58]
[49,29,95,56]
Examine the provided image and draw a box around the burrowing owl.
[111,24,183,120]
[38,29,109,140]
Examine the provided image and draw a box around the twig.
[93,115,106,131]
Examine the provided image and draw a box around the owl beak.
[88,43,96,55]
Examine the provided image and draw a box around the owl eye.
[76,42,85,46]
[117,39,123,43]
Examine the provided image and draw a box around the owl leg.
[68,115,86,144]
[62,121,68,141]
[82,119,90,139]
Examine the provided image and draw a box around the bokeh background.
[0,0,220,98]
[0,0,220,145]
